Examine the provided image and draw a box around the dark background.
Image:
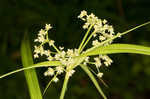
[0,0,150,99]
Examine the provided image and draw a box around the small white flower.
[103,19,107,24]
[68,70,75,77]
[54,53,61,60]
[47,55,53,61]
[83,62,87,65]
[92,40,100,46]
[94,57,101,68]
[78,10,87,20]
[99,36,106,41]
[37,35,45,43]
[97,72,103,78]
[53,77,59,83]
[45,24,52,31]
[56,66,64,74]
[60,51,66,58]
[44,50,50,56]
[44,67,54,76]
[83,22,90,29]
[39,46,45,56]
[34,46,40,54]
[74,49,79,56]
[49,40,55,46]
[67,49,74,57]
[93,33,97,37]
[34,53,39,58]
[59,46,64,50]
[85,56,89,62]
[38,29,46,36]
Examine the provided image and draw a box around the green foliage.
[80,64,107,99]
[21,34,43,99]
[84,44,150,56]
[0,0,150,99]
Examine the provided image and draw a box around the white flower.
[45,24,52,31]
[67,49,74,57]
[85,56,89,62]
[94,57,101,68]
[100,55,113,66]
[47,55,53,61]
[38,29,46,36]
[34,53,39,58]
[97,72,103,78]
[54,53,61,60]
[103,19,107,24]
[56,66,64,74]
[78,10,87,20]
[60,51,66,58]
[99,36,106,41]
[68,70,75,77]
[34,46,40,54]
[49,40,55,46]
[59,46,64,50]
[44,67,54,76]
[92,40,100,46]
[83,22,90,29]
[53,77,59,83]
[44,50,50,56]
[39,46,45,56]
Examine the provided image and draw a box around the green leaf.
[84,44,150,56]
[21,33,43,99]
[80,64,107,99]
[82,21,150,54]
[0,61,61,79]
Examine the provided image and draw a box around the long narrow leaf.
[0,61,60,79]
[84,44,150,56]
[85,21,150,53]
[21,34,43,99]
[80,64,107,99]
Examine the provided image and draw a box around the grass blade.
[84,44,150,56]
[0,61,61,79]
[80,64,107,99]
[85,21,150,53]
[21,34,43,99]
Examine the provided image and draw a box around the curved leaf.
[0,61,61,79]
[84,44,150,56]
[80,64,107,99]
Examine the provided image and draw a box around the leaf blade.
[0,61,61,79]
[80,64,107,99]
[21,34,43,99]
[84,44,150,56]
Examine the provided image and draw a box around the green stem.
[80,31,96,52]
[121,21,150,36]
[60,72,70,99]
[43,74,58,95]
[52,44,61,53]
[78,25,93,53]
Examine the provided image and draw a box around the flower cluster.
[34,10,116,84]
[78,10,115,76]
[34,25,79,82]
[78,10,115,46]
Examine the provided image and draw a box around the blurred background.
[0,0,150,99]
